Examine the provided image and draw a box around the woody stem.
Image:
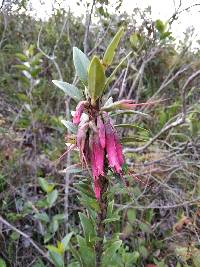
[95,176,109,267]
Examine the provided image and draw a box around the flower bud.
[77,122,89,165]
[90,131,105,199]
[101,100,136,111]
[73,101,88,125]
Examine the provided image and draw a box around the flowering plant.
[52,28,158,267]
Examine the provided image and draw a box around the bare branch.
[124,69,200,153]
[0,216,53,264]
[83,0,96,54]
[0,0,5,10]
[127,48,160,99]
[37,24,63,81]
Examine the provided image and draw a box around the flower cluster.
[73,101,124,200]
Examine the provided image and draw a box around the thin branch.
[0,0,5,10]
[124,70,200,153]
[37,25,63,81]
[83,0,96,54]
[0,216,53,264]
[88,20,112,56]
[127,48,160,99]
[116,197,200,211]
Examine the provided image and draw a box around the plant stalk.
[95,176,109,267]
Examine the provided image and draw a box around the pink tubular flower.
[116,99,136,110]
[77,122,89,165]
[90,131,105,199]
[101,99,167,112]
[73,101,87,125]
[103,112,124,173]
[97,116,105,149]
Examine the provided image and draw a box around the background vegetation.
[0,0,200,266]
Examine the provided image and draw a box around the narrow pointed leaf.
[38,177,55,193]
[73,47,90,83]
[61,232,73,250]
[88,56,105,104]
[47,189,58,207]
[114,124,150,133]
[110,110,150,118]
[61,120,77,133]
[15,53,28,62]
[77,235,95,267]
[52,80,83,102]
[105,51,132,88]
[103,27,124,67]
[0,258,7,267]
[78,212,96,244]
[102,240,122,266]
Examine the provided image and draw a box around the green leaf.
[32,258,46,267]
[102,240,122,266]
[73,47,90,83]
[47,244,63,255]
[103,216,120,224]
[105,51,132,88]
[60,119,77,134]
[138,245,148,258]
[69,243,83,266]
[49,251,64,267]
[50,219,59,233]
[52,80,83,102]
[74,180,94,198]
[127,209,136,223]
[115,124,149,133]
[30,52,43,66]
[53,214,65,221]
[34,212,50,223]
[88,56,105,104]
[77,235,95,267]
[121,136,148,143]
[38,177,55,193]
[61,232,73,250]
[132,251,140,264]
[103,27,124,67]
[130,33,139,48]
[139,222,152,234]
[67,262,80,267]
[47,189,58,207]
[160,31,172,40]
[78,193,100,212]
[15,53,28,61]
[155,19,165,33]
[110,109,150,118]
[107,200,114,218]
[78,212,96,244]
[193,252,200,267]
[14,64,30,72]
[0,258,6,267]
[61,165,83,175]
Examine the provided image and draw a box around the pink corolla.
[103,112,124,173]
[77,122,89,165]
[73,101,87,124]
[90,129,105,199]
